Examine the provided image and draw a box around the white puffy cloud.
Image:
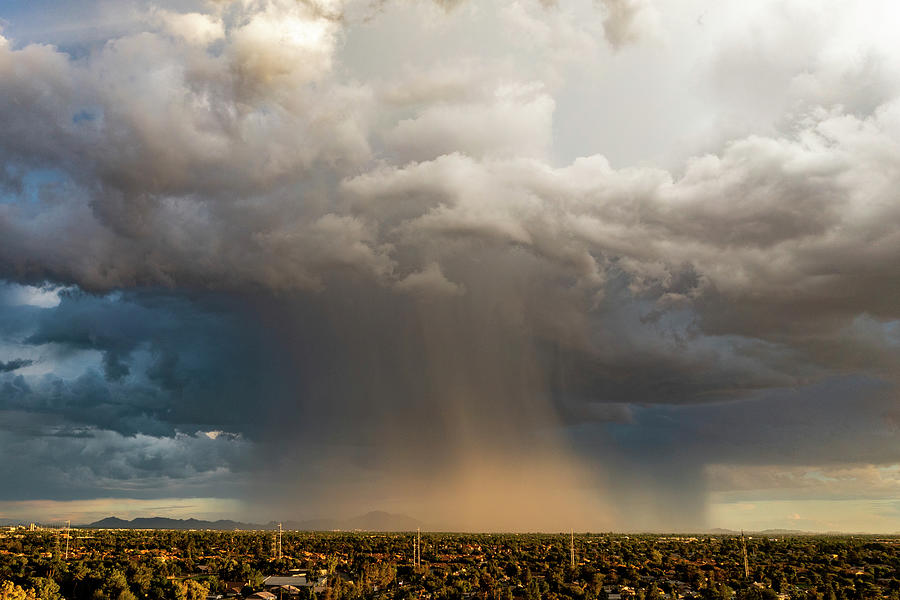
[383,82,555,161]
[152,9,225,46]
[597,0,659,49]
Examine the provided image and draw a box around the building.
[263,575,328,594]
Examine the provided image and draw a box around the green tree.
[526,578,541,600]
[28,579,59,600]
[184,580,209,600]
[0,581,37,600]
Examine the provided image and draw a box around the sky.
[0,0,899,533]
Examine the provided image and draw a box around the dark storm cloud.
[587,377,895,467]
[0,286,269,503]
[0,358,32,372]
[1,0,900,529]
[0,288,282,438]
[0,412,250,501]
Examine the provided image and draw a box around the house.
[263,576,327,592]
[247,592,277,600]
[276,586,301,596]
[223,582,246,597]
[263,577,307,588]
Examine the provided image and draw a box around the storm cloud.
[0,358,31,372]
[1,0,899,531]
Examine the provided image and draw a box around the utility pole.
[741,531,750,580]
[278,523,283,560]
[64,520,70,561]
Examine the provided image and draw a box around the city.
[1,526,898,600]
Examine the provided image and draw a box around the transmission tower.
[64,520,70,561]
[278,523,283,560]
[741,531,750,580]
[416,528,421,568]
[570,530,575,569]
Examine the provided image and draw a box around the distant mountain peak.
[85,516,256,530]
[83,511,423,531]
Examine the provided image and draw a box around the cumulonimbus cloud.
[1,0,900,529]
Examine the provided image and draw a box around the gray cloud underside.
[0,412,250,502]
[1,0,900,528]
[0,358,33,372]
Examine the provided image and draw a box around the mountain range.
[82,511,423,531]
